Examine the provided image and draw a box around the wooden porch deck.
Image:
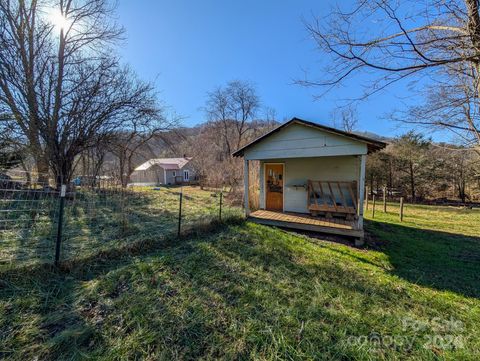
[249,210,364,238]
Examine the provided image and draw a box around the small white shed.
[232,118,386,242]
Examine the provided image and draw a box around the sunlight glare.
[48,8,72,33]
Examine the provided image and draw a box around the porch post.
[244,158,250,216]
[358,154,367,229]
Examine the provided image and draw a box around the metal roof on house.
[232,117,387,157]
[134,157,192,171]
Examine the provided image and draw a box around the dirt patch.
[282,228,354,246]
[79,300,109,325]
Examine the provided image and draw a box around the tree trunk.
[409,161,416,202]
[118,151,129,188]
[388,161,393,194]
[371,178,375,197]
[458,180,466,203]
[28,132,49,185]
[52,155,76,190]
[34,154,50,186]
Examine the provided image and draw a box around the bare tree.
[0,0,161,186]
[202,80,261,190]
[430,143,479,202]
[0,138,23,170]
[108,112,177,188]
[75,134,110,185]
[392,132,432,201]
[301,0,480,150]
[183,118,277,190]
[394,71,480,155]
[331,105,358,132]
[205,80,260,157]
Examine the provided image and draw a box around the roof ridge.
[134,157,192,171]
[232,117,387,157]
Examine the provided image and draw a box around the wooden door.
[265,163,284,211]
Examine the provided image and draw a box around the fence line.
[364,190,407,222]
[0,173,242,270]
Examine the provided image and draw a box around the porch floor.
[249,210,363,238]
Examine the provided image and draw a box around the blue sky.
[117,0,424,139]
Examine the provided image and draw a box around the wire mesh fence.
[0,171,243,270]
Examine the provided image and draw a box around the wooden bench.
[307,180,358,219]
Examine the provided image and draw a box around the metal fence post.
[177,188,183,237]
[55,184,66,266]
[219,191,223,221]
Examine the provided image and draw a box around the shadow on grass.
[0,218,244,360]
[2,219,479,359]
[0,221,404,359]
[0,261,94,359]
[365,219,480,299]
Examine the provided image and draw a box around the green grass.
[1,202,479,360]
[0,186,241,269]
[365,202,480,298]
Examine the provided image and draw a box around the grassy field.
[0,186,241,269]
[1,199,479,360]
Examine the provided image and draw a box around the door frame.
[263,162,285,212]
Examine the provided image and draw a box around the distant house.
[129,157,196,186]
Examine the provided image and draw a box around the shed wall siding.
[165,170,176,185]
[260,156,358,213]
[130,165,164,185]
[244,123,367,160]
[130,165,196,185]
[165,167,195,185]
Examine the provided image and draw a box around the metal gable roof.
[232,117,387,157]
[134,157,192,171]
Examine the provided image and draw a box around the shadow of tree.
[365,219,480,299]
[0,220,241,360]
[0,266,95,360]
[0,227,378,359]
[2,220,479,359]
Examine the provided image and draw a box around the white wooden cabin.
[232,118,386,244]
